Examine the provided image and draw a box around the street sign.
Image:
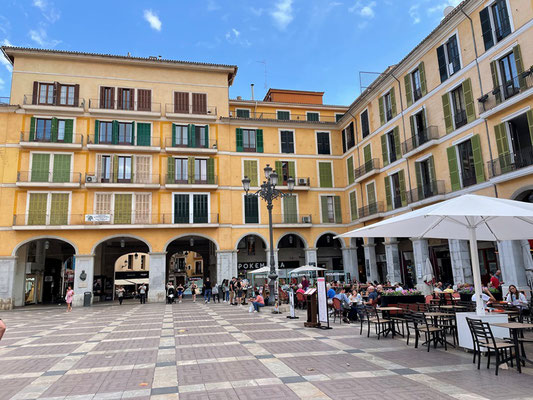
[85,214,111,222]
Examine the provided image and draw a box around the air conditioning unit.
[301,216,311,224]
[297,177,308,186]
[85,175,96,183]
[448,62,455,75]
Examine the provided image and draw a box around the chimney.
[251,83,255,101]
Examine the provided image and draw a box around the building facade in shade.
[0,0,532,309]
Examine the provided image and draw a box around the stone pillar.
[216,250,237,284]
[265,249,279,272]
[448,239,473,285]
[342,247,359,281]
[363,241,379,283]
[304,248,317,266]
[497,240,529,292]
[0,257,16,310]
[73,255,94,307]
[411,239,429,284]
[148,252,166,303]
[385,239,402,284]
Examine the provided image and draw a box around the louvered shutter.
[283,196,297,223]
[446,146,461,191]
[51,117,58,142]
[207,158,215,184]
[32,82,38,105]
[318,162,332,188]
[390,88,397,117]
[167,156,175,184]
[204,125,209,148]
[114,194,132,224]
[415,162,423,199]
[29,116,36,141]
[494,123,511,173]
[64,119,73,143]
[367,182,376,205]
[236,128,243,152]
[192,93,207,114]
[437,45,448,83]
[134,155,150,184]
[490,61,502,104]
[320,196,329,223]
[188,157,195,184]
[112,120,119,144]
[134,193,151,224]
[378,96,385,126]
[404,74,413,107]
[363,144,371,164]
[347,156,354,184]
[394,127,402,160]
[28,193,48,225]
[398,169,407,207]
[419,62,427,96]
[462,78,475,124]
[174,92,189,113]
[174,194,190,223]
[471,134,485,184]
[52,154,71,183]
[334,196,342,223]
[50,193,69,225]
[256,129,264,153]
[136,123,151,146]
[442,93,453,134]
[384,176,392,211]
[94,120,100,144]
[288,161,295,180]
[381,134,389,166]
[479,7,494,51]
[513,45,526,90]
[31,153,50,182]
[349,191,357,221]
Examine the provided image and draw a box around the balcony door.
[419,159,433,198]
[508,113,533,168]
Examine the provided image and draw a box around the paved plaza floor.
[0,300,532,400]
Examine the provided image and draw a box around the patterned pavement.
[0,300,532,400]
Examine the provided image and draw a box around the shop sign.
[85,214,111,222]
[238,262,266,270]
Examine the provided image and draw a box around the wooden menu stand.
[303,288,320,328]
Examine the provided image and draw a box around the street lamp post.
[242,164,294,307]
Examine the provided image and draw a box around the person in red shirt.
[490,270,501,290]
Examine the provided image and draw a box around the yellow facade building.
[0,0,532,308]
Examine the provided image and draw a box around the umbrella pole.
[468,226,485,316]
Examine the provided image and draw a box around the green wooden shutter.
[204,125,209,147]
[207,158,215,184]
[112,155,118,182]
[52,154,71,183]
[51,117,58,142]
[334,196,342,223]
[378,96,385,126]
[188,156,195,184]
[381,134,389,166]
[490,61,502,105]
[394,127,402,160]
[384,176,392,211]
[347,156,354,184]
[256,129,264,153]
[167,156,175,183]
[64,119,73,143]
[409,115,416,141]
[479,7,494,51]
[112,120,119,144]
[275,161,283,178]
[31,153,50,182]
[404,74,413,107]
[318,162,332,188]
[174,194,189,223]
[244,160,258,186]
[494,122,511,173]
[349,191,357,221]
[283,196,298,223]
[94,120,99,144]
[288,161,295,179]
[419,62,427,96]
[428,156,436,183]
[463,78,475,123]
[131,122,135,145]
[398,169,407,207]
[171,124,176,146]
[471,134,485,184]
[446,146,461,191]
[114,194,132,224]
[415,162,423,199]
[28,193,48,225]
[513,45,526,90]
[50,193,69,225]
[193,194,208,223]
[188,124,195,148]
[367,182,376,205]
[390,88,397,117]
[29,117,36,141]
[321,196,329,223]
[527,110,533,148]
[442,93,453,134]
[236,128,243,152]
[136,123,151,146]
[363,144,371,164]
[244,196,259,223]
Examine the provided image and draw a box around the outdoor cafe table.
[377,307,403,337]
[441,305,467,310]
[491,322,533,373]
[425,312,456,347]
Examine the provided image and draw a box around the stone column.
[363,240,379,283]
[497,240,529,292]
[0,257,16,310]
[385,239,402,284]
[148,252,167,303]
[304,248,317,266]
[342,247,359,281]
[448,239,473,285]
[73,255,94,307]
[265,249,279,272]
[411,239,429,284]
[216,250,237,284]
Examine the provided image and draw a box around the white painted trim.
[451,132,474,146]
[415,152,433,163]
[278,128,295,154]
[501,106,531,122]
[314,130,331,155]
[316,160,334,188]
[242,193,261,224]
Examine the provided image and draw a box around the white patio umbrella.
[289,265,326,275]
[248,266,270,275]
[423,258,435,285]
[337,194,533,315]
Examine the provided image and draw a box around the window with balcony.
[361,110,370,138]
[35,118,52,141]
[100,155,111,182]
[277,110,290,120]
[174,125,188,146]
[480,0,512,51]
[236,109,250,118]
[447,134,485,191]
[244,195,259,223]
[409,109,428,150]
[280,130,294,153]
[94,193,150,224]
[174,158,188,183]
[276,160,295,185]
[437,34,461,83]
[451,85,467,129]
[318,161,333,188]
[59,85,75,106]
[30,153,71,183]
[99,121,113,143]
[385,170,406,211]
[38,83,55,105]
[415,157,437,200]
[118,122,133,144]
[384,92,393,122]
[316,131,330,155]
[100,87,115,109]
[457,140,476,188]
[117,156,132,182]
[173,193,209,224]
[174,92,189,113]
[194,159,208,183]
[243,129,256,152]
[27,192,69,225]
[192,93,207,114]
[307,112,319,122]
[381,127,400,166]
[320,195,341,223]
[118,88,134,110]
[499,51,520,100]
[387,130,397,163]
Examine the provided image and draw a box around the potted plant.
[488,287,502,301]
[380,289,425,307]
[458,286,474,302]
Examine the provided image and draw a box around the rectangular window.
[57,120,66,142]
[244,195,259,223]
[118,122,133,144]
[173,194,189,223]
[192,93,207,114]
[174,125,188,146]
[117,156,132,182]
[411,69,422,102]
[174,92,189,113]
[279,161,295,185]
[307,112,319,122]
[101,87,115,109]
[27,192,69,225]
[318,162,333,188]
[30,153,50,182]
[384,92,393,122]
[236,109,250,118]
[114,194,132,224]
[174,158,188,183]
[451,86,467,129]
[137,89,151,111]
[499,52,519,99]
[277,110,290,120]
[280,130,294,153]
[390,173,402,209]
[437,34,461,82]
[38,83,54,105]
[243,129,257,152]
[195,125,207,148]
[316,132,330,155]
[243,160,258,187]
[320,196,341,223]
[100,155,111,182]
[173,193,209,224]
[99,121,113,143]
[192,194,208,223]
[457,139,476,187]
[36,118,52,141]
[361,110,370,138]
[95,193,112,216]
[343,122,355,150]
[118,88,134,110]
[492,0,512,42]
[194,159,207,183]
[59,85,75,106]
[387,130,397,163]
[335,113,344,122]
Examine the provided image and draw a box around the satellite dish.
[443,6,454,17]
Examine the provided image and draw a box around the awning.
[114,278,149,285]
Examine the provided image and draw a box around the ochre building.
[0,0,532,308]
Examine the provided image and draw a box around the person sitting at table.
[434,282,443,293]
[394,283,403,292]
[348,289,364,321]
[326,283,336,302]
[334,287,351,323]
[506,285,528,308]
[471,287,496,308]
[301,276,310,290]
[365,285,379,306]
[296,284,305,295]
[443,284,454,294]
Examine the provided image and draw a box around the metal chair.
[410,312,447,352]
[332,297,343,324]
[361,305,392,340]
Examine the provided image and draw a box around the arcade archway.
[166,235,217,286]
[236,234,267,279]
[277,233,306,280]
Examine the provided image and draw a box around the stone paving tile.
[72,349,158,369]
[2,344,79,357]
[245,330,309,340]
[174,333,236,346]
[92,338,160,351]
[259,338,337,354]
[377,348,471,368]
[175,344,252,361]
[281,354,383,376]
[177,360,275,385]
[0,377,38,400]
[0,357,63,374]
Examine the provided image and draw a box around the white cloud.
[270,0,293,30]
[0,77,5,91]
[32,0,60,23]
[225,28,250,47]
[250,7,264,16]
[143,9,162,31]
[207,0,220,11]
[28,28,61,47]
[427,0,461,15]
[2,39,12,46]
[409,4,421,24]
[349,1,377,18]
[0,55,11,72]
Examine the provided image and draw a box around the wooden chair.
[332,297,343,324]
[411,312,447,352]
[361,305,392,339]
[466,317,514,375]
[278,288,289,304]
[296,292,306,309]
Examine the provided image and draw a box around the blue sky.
[0,0,461,105]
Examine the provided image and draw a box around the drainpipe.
[346,109,366,211]
[461,9,498,197]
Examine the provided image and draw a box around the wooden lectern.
[303,288,320,328]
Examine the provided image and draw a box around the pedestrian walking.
[191,282,198,302]
[65,286,74,312]
[166,282,175,304]
[229,277,236,305]
[212,283,220,303]
[177,283,184,303]
[221,279,228,302]
[236,278,243,306]
[139,284,147,304]
[204,277,212,303]
[116,286,125,305]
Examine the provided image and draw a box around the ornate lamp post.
[242,164,295,306]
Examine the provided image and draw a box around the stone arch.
[510,185,533,202]
[164,233,220,253]
[314,231,346,248]
[234,232,269,250]
[91,234,153,255]
[12,235,79,257]
[276,232,308,249]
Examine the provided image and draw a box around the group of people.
[326,283,381,323]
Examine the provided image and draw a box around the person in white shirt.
[471,287,495,308]
[394,283,403,292]
[434,282,443,293]
[506,285,528,308]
